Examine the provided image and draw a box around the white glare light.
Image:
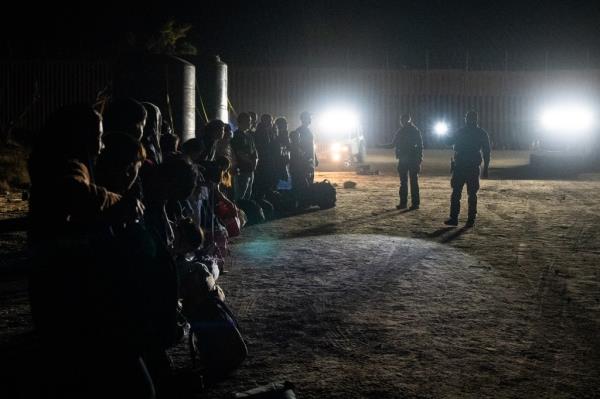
[317,108,360,135]
[331,142,342,153]
[540,105,595,133]
[434,121,449,136]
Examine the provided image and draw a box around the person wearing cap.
[292,111,318,185]
[444,110,491,228]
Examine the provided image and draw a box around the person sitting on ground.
[142,155,199,247]
[181,137,206,164]
[96,132,146,195]
[27,104,152,398]
[215,122,234,161]
[141,102,163,164]
[160,132,180,159]
[215,123,235,199]
[199,119,226,161]
[102,97,148,140]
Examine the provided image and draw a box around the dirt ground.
[1,150,600,398]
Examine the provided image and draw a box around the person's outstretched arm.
[378,131,398,149]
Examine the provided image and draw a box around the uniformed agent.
[380,113,423,209]
[444,110,491,227]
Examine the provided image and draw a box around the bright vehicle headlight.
[317,107,360,135]
[540,104,595,134]
[434,121,449,136]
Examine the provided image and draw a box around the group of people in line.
[382,110,491,227]
[229,110,318,202]
[24,87,491,397]
[26,97,319,398]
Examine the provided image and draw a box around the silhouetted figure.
[27,104,136,246]
[289,126,307,196]
[216,122,234,161]
[141,102,163,164]
[102,97,148,140]
[444,110,491,227]
[231,113,257,200]
[181,137,206,164]
[292,111,318,184]
[380,113,423,209]
[252,114,275,199]
[274,117,291,188]
[215,123,235,198]
[27,104,152,398]
[96,133,147,194]
[199,119,226,161]
[248,111,258,132]
[160,132,180,158]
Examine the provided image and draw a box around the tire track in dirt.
[223,235,540,398]
[489,192,600,396]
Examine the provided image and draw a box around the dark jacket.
[446,126,491,168]
[388,124,423,164]
[231,129,258,173]
[28,158,121,246]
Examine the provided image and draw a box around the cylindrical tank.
[192,55,229,127]
[113,54,196,142]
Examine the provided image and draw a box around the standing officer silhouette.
[444,110,491,227]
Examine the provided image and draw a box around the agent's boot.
[444,217,458,226]
[396,196,407,209]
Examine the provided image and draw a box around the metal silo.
[193,55,229,127]
[113,54,196,142]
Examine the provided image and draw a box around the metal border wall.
[1,60,112,133]
[4,60,600,150]
[229,67,600,149]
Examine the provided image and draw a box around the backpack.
[187,296,248,376]
[236,199,266,225]
[269,190,297,213]
[307,179,336,209]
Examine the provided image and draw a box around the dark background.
[2,1,600,69]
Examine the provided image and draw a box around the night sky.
[3,1,600,69]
